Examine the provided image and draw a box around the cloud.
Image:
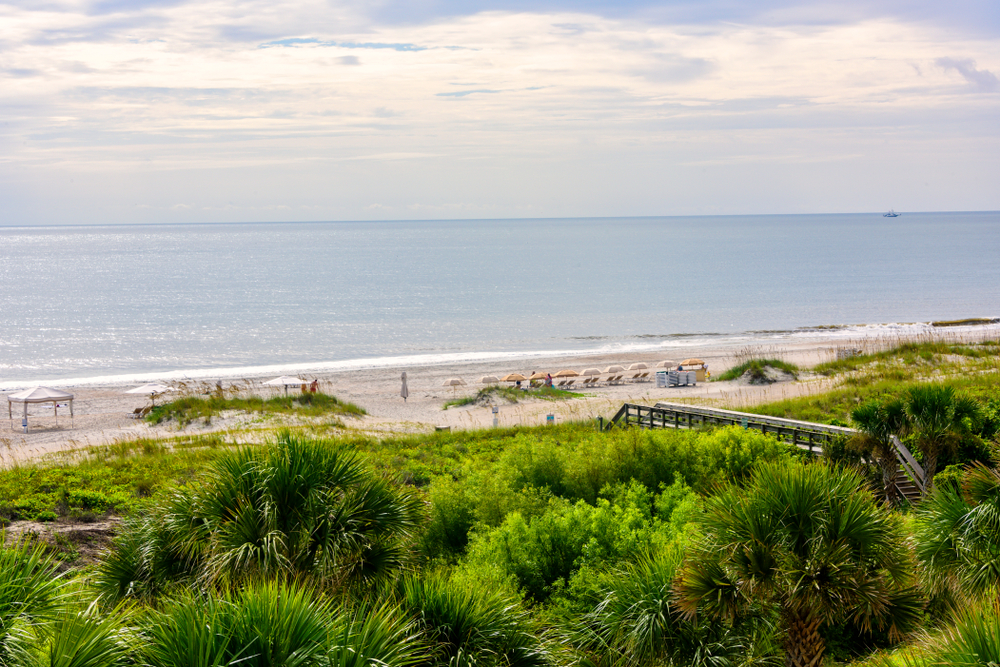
[1,4,999,222]
[259,38,427,51]
[935,57,999,91]
[435,89,501,97]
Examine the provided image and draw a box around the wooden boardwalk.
[603,401,925,501]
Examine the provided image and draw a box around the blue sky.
[1,0,998,224]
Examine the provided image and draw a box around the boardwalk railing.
[603,401,925,499]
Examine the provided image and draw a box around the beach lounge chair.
[128,407,143,419]
[564,379,575,388]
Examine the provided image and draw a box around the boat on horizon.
[883,209,900,217]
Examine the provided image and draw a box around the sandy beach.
[3,326,997,464]
[0,335,863,463]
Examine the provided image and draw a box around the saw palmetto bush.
[141,579,426,667]
[398,574,551,667]
[914,462,1000,602]
[675,460,923,667]
[94,431,425,602]
[575,546,777,667]
[0,541,67,665]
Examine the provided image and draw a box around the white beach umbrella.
[580,368,601,376]
[443,377,466,395]
[656,360,677,368]
[481,375,500,384]
[604,365,625,373]
[401,372,409,402]
[264,375,306,395]
[126,382,175,405]
[628,362,648,370]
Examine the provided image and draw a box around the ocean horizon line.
[2,209,999,230]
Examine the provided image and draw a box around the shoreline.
[2,319,998,393]
[2,326,997,464]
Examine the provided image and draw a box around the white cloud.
[0,3,998,223]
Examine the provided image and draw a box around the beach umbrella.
[580,368,601,376]
[443,377,466,394]
[528,372,548,381]
[401,372,409,402]
[604,365,625,373]
[628,362,648,370]
[553,369,579,378]
[264,375,306,396]
[481,375,500,384]
[656,360,677,368]
[501,373,527,383]
[681,358,704,367]
[125,382,175,405]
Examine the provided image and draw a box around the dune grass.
[146,391,365,426]
[714,358,800,382]
[0,435,232,522]
[443,385,583,410]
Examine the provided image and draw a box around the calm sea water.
[1,212,998,387]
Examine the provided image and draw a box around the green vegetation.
[714,358,800,382]
[443,385,583,409]
[676,461,922,667]
[0,435,230,522]
[147,391,365,426]
[0,338,998,666]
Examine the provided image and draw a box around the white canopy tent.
[264,376,307,396]
[7,386,74,432]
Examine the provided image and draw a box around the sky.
[1,0,998,224]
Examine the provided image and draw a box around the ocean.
[1,212,998,388]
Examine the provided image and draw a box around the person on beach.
[400,372,409,402]
[546,373,553,387]
[309,379,318,393]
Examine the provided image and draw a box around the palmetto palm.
[95,432,425,601]
[905,385,980,493]
[0,540,66,665]
[577,547,770,667]
[675,461,922,667]
[915,462,1000,601]
[851,398,909,506]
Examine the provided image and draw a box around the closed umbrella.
[401,372,409,402]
